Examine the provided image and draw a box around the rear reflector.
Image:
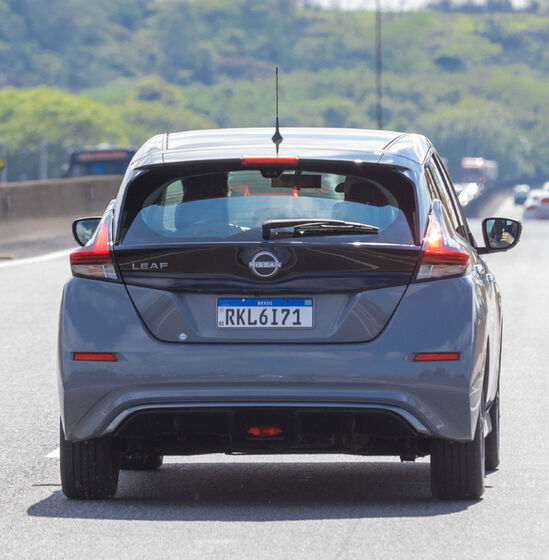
[241,156,299,167]
[414,352,460,362]
[73,352,117,362]
[70,216,118,280]
[247,426,284,437]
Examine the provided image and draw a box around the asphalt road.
[0,196,547,559]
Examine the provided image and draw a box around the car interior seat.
[175,173,230,232]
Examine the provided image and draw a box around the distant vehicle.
[513,184,530,205]
[59,127,522,501]
[460,157,498,190]
[523,189,549,219]
[63,147,135,178]
[453,182,480,207]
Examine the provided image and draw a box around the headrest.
[335,177,389,207]
[183,173,229,203]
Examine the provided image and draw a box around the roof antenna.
[271,66,283,155]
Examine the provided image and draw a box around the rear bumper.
[58,275,488,444]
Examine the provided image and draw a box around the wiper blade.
[262,218,379,239]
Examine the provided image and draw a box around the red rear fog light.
[247,426,284,437]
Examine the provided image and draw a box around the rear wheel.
[485,390,500,471]
[120,453,163,471]
[430,410,485,500]
[60,422,120,500]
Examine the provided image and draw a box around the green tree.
[0,87,129,180]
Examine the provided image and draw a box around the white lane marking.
[0,249,71,269]
[46,447,60,459]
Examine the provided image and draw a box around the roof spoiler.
[134,158,410,172]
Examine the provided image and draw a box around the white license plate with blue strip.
[217,298,314,328]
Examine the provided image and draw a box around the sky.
[308,0,531,10]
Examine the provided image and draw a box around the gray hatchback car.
[58,127,521,500]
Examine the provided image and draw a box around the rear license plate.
[217,298,313,328]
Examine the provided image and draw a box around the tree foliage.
[0,1,548,181]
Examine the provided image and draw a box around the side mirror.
[72,217,101,247]
[479,217,522,254]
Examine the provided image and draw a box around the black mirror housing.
[478,217,522,254]
[72,217,101,247]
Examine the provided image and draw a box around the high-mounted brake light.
[70,216,118,280]
[415,200,470,281]
[241,156,299,167]
[414,352,460,362]
[73,352,117,362]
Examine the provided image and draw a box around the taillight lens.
[541,198,549,205]
[415,200,470,281]
[70,215,118,280]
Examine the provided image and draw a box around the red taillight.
[241,156,299,167]
[415,201,470,281]
[73,352,117,361]
[414,352,460,362]
[541,198,549,205]
[70,217,118,280]
[247,426,284,437]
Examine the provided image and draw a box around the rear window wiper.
[262,219,379,240]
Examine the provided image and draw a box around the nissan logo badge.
[249,251,282,279]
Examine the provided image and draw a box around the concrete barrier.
[0,176,121,246]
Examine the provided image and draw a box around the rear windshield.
[120,166,417,245]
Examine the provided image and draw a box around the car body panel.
[125,284,408,343]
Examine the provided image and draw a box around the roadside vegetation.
[0,0,547,181]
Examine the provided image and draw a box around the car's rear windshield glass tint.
[120,167,417,245]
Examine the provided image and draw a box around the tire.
[120,453,163,471]
[430,410,485,500]
[60,421,120,500]
[485,389,500,471]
